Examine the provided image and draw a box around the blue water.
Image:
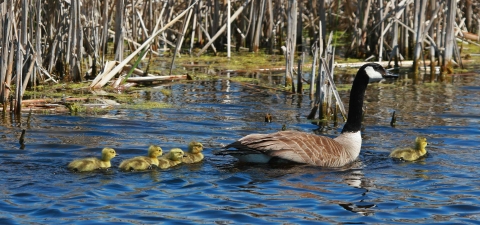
[1,70,480,224]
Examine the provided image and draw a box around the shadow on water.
[1,67,480,223]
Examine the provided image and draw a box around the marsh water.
[1,66,480,224]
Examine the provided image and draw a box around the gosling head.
[101,148,118,161]
[188,141,203,154]
[415,136,428,150]
[168,148,185,161]
[148,145,163,158]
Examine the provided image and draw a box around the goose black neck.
[341,69,370,133]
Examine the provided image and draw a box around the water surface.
[1,69,480,224]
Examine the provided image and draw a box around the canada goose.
[182,141,204,163]
[219,63,386,167]
[119,145,163,171]
[389,137,428,161]
[158,148,185,169]
[68,148,118,172]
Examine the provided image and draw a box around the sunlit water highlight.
[1,69,480,224]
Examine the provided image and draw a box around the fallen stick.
[126,75,191,82]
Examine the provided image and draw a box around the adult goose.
[68,148,118,172]
[221,63,386,167]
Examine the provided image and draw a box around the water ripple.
[1,77,480,223]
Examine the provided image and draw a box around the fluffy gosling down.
[119,145,163,171]
[389,137,428,161]
[68,148,118,172]
[182,141,204,164]
[158,148,185,169]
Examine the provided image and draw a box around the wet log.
[460,31,479,42]
[125,75,192,83]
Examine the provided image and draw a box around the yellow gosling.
[389,137,428,161]
[182,141,204,164]
[119,145,163,171]
[158,148,185,169]
[68,148,118,172]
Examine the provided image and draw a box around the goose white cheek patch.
[364,66,384,80]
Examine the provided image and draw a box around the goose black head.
[361,63,387,83]
[342,63,387,134]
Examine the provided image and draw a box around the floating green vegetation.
[228,76,260,83]
[193,72,218,80]
[171,52,285,72]
[24,82,91,99]
[335,84,353,91]
[460,40,480,55]
[65,102,111,116]
[119,101,171,110]
[330,31,350,47]
[374,82,398,88]
[160,88,172,97]
[335,57,365,64]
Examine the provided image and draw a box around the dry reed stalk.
[296,59,302,94]
[412,0,427,73]
[91,1,198,89]
[169,4,193,75]
[114,0,125,61]
[0,8,13,106]
[443,0,456,70]
[227,0,231,57]
[285,0,297,89]
[107,30,161,56]
[253,0,265,53]
[189,3,198,55]
[378,0,385,62]
[310,43,319,98]
[22,53,37,94]
[196,0,252,56]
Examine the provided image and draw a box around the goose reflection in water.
[279,161,376,216]
[216,159,377,217]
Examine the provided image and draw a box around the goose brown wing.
[226,130,345,166]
